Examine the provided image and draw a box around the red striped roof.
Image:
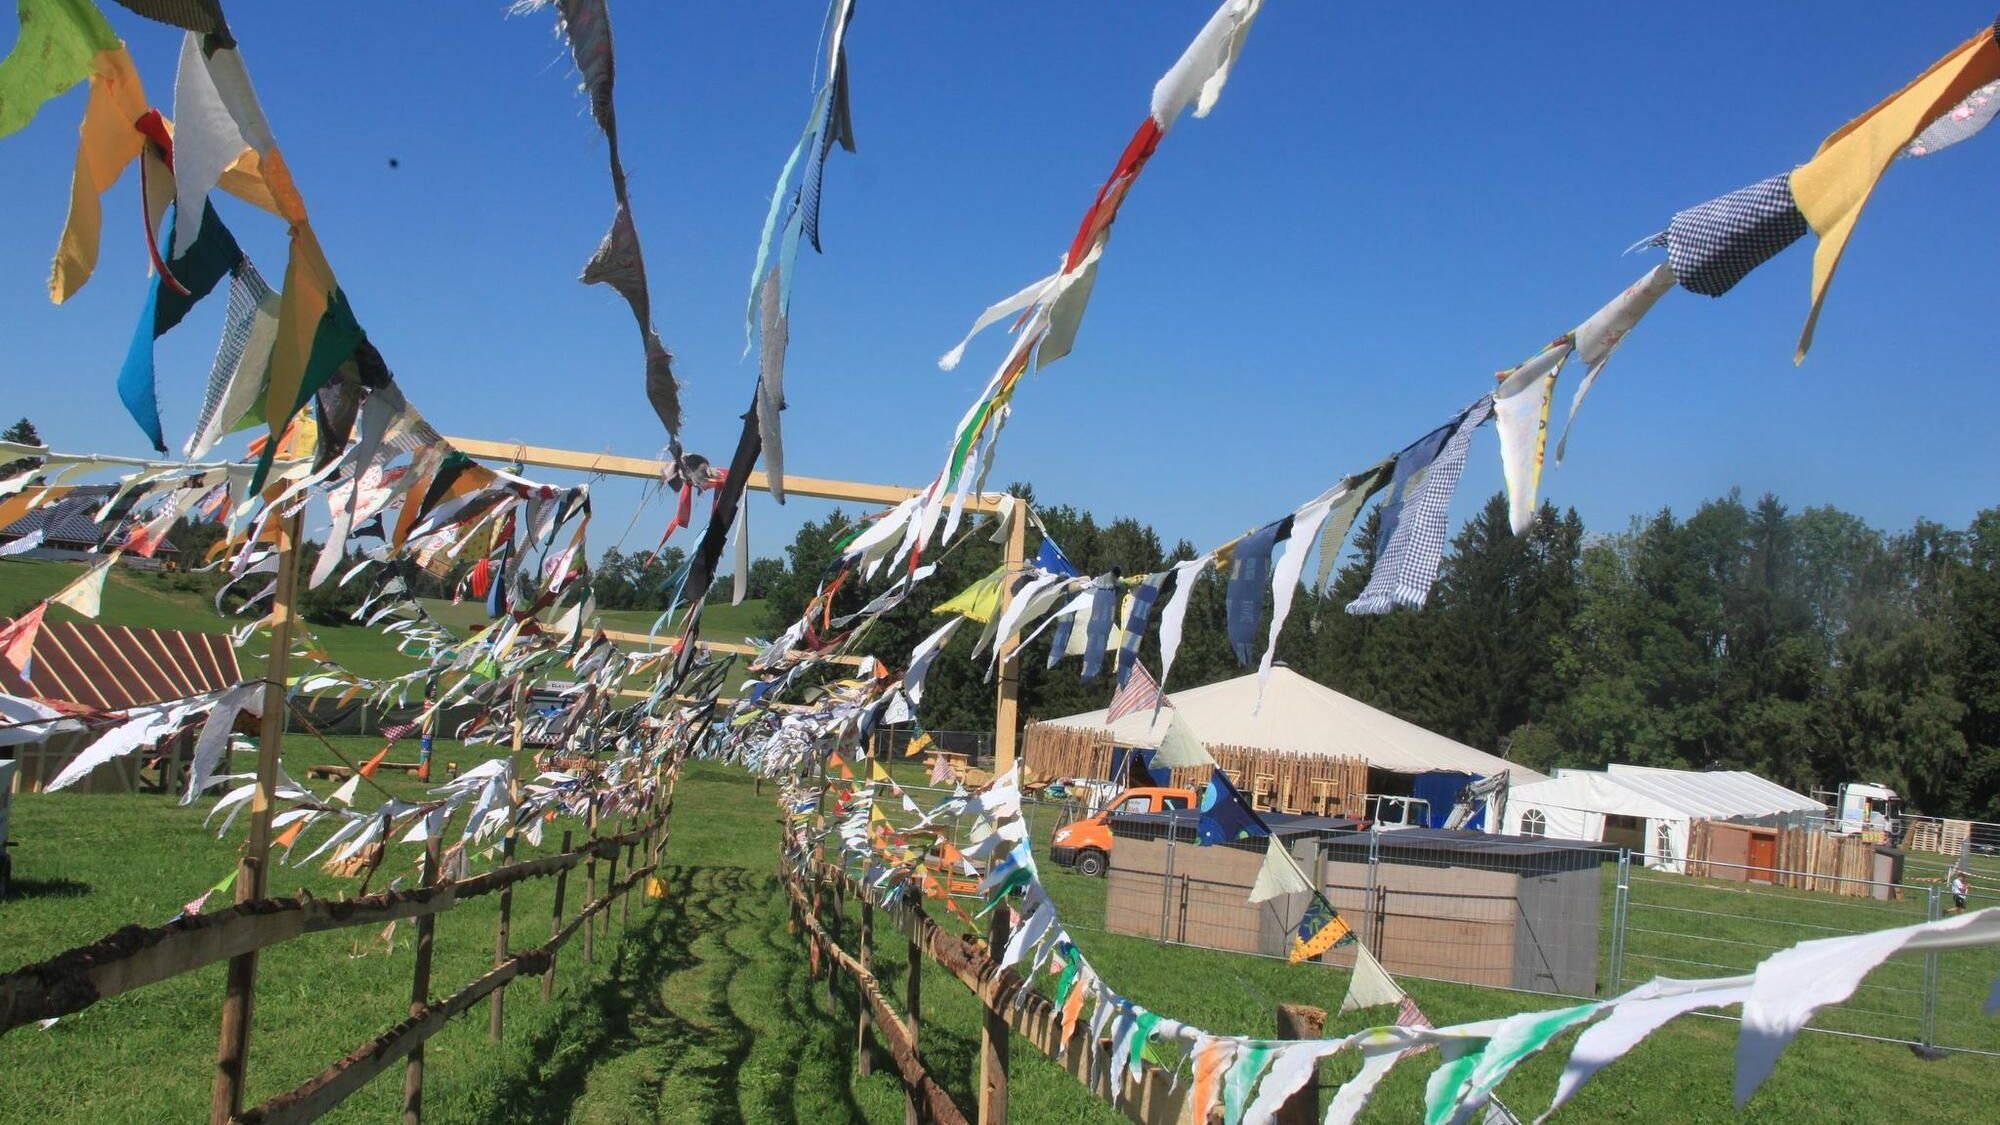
[10,621,240,711]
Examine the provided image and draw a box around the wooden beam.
[444,436,1007,514]
[595,630,864,668]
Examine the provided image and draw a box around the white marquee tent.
[1040,667,1545,826]
[1503,764,1824,873]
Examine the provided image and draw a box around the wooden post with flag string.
[209,508,304,1125]
[1274,1004,1326,1125]
[403,832,443,1123]
[905,906,923,1125]
[978,906,1011,1125]
[993,501,1026,776]
[584,802,599,964]
[857,892,875,1077]
[543,829,573,1002]
[490,675,526,1042]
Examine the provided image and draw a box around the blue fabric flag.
[1080,579,1119,680]
[1197,767,1270,846]
[118,203,244,451]
[1036,536,1080,578]
[1113,570,1167,688]
[1224,518,1290,665]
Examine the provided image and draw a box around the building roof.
[1040,666,1547,784]
[5,620,239,712]
[0,485,177,554]
[1515,764,1824,823]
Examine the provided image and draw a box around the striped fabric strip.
[187,259,273,452]
[1349,396,1493,615]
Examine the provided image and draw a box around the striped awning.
[10,622,240,712]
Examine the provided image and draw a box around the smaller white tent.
[1503,765,1824,873]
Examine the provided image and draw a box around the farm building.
[1104,817,1609,995]
[0,620,241,793]
[1502,764,1824,874]
[1028,666,1543,828]
[0,484,180,566]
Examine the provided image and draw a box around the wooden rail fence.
[0,796,674,1123]
[783,856,1318,1125]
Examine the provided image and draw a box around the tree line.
[759,489,2000,822]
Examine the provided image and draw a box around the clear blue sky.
[6,1,1998,567]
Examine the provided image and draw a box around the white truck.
[1837,782,1902,840]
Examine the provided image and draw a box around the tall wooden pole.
[978,906,1011,1125]
[403,834,442,1124]
[490,675,527,1042]
[993,502,1027,776]
[210,508,304,1125]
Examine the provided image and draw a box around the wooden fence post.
[403,834,443,1124]
[584,805,599,964]
[826,876,844,1010]
[1273,1004,1326,1125]
[621,837,637,927]
[857,893,875,1077]
[979,907,1010,1125]
[544,829,573,1002]
[491,676,526,1043]
[209,508,304,1125]
[905,909,923,1125]
[603,845,621,946]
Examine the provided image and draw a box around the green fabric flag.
[1127,1010,1163,1084]
[1053,949,1082,1008]
[1428,1003,1604,1125]
[0,0,119,139]
[246,287,364,493]
[1222,1042,1274,1125]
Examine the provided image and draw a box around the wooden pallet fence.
[788,859,1304,1125]
[1683,820,1888,898]
[1020,723,1369,818]
[0,794,672,1124]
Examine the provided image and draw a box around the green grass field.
[7,761,1995,1123]
[5,561,1997,1121]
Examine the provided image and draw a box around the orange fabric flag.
[1791,25,2000,360]
[273,819,306,850]
[358,743,393,778]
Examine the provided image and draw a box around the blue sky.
[5,1,1998,568]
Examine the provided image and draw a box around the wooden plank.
[1,834,644,1035]
[444,436,1007,514]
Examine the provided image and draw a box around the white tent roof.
[1520,764,1823,822]
[1040,666,1545,783]
[1600,764,1824,819]
[1509,771,1689,822]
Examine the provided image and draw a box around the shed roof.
[1517,764,1824,822]
[7,620,239,712]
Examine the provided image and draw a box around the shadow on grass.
[466,865,876,1125]
[4,875,93,901]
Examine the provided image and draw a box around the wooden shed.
[1106,820,1609,996]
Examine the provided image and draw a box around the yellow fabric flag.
[902,731,934,759]
[263,222,339,458]
[933,566,1005,623]
[868,759,893,785]
[1790,27,2000,360]
[48,44,144,303]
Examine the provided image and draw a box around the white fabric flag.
[1150,709,1213,768]
[1736,905,2000,1105]
[48,697,209,791]
[1256,491,1335,709]
[1492,340,1573,535]
[1542,976,1751,1123]
[1150,0,1267,128]
[0,529,46,557]
[1240,1038,1343,1125]
[183,680,264,803]
[1247,835,1311,904]
[1557,263,1675,463]
[1339,943,1407,1013]
[50,556,114,618]
[1324,1044,1401,1125]
[1155,555,1211,691]
[170,33,253,257]
[1002,897,1058,970]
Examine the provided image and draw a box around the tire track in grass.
[645,869,758,1124]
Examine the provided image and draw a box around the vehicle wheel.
[1076,849,1107,878]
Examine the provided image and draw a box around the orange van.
[1048,786,1196,876]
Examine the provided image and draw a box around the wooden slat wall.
[1021,722,1369,816]
[1684,820,1889,898]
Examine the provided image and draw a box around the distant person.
[1950,869,1969,913]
